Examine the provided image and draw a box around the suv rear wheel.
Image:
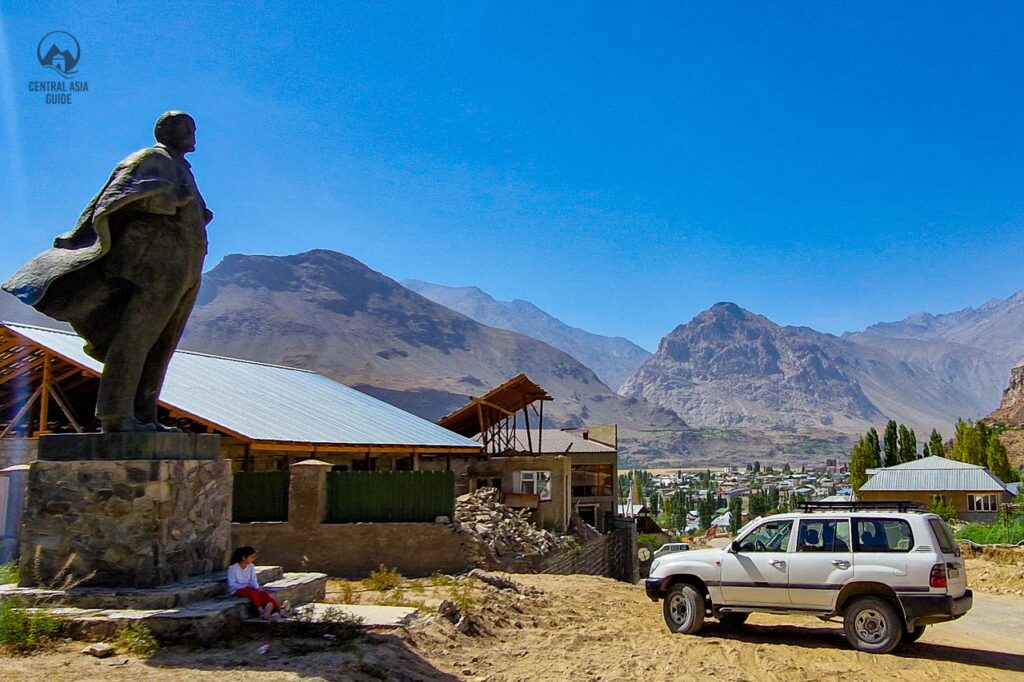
[843,596,902,654]
[663,583,705,634]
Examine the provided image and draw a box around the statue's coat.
[2,144,207,362]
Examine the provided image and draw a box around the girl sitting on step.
[228,546,289,620]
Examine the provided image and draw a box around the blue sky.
[2,2,1024,351]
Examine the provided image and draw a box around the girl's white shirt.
[227,562,260,593]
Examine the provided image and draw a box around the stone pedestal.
[19,433,230,589]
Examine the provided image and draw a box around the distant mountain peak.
[404,279,651,390]
[623,302,882,432]
[709,301,744,315]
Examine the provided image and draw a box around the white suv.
[645,504,972,654]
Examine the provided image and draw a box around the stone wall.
[20,458,232,588]
[230,459,468,577]
[232,521,469,578]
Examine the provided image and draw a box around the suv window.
[854,518,913,553]
[738,520,793,552]
[797,519,851,552]
[928,518,959,555]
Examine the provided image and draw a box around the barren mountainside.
[180,250,683,436]
[403,279,651,391]
[620,303,884,432]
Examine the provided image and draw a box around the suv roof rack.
[798,501,925,513]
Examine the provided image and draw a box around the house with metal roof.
[859,455,1017,522]
[0,321,481,472]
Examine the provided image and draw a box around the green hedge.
[325,471,455,523]
[956,517,1024,545]
[232,471,289,522]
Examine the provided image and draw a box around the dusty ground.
[3,564,1024,682]
[967,558,1024,596]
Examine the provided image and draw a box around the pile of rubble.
[452,488,571,570]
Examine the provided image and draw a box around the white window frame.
[513,470,552,501]
[968,494,997,512]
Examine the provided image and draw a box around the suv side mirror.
[730,540,740,553]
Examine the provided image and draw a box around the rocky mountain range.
[5,249,1024,466]
[622,299,1023,440]
[621,303,885,433]
[403,279,651,391]
[177,250,683,440]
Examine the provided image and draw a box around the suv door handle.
[769,559,786,568]
[831,560,851,569]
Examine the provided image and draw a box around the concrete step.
[241,603,420,636]
[0,565,286,610]
[30,571,327,642]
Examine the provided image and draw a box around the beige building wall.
[859,489,1013,522]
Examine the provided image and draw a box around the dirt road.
[3,574,1023,681]
[405,573,1024,682]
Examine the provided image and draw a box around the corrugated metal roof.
[3,322,480,450]
[861,455,1010,493]
[476,428,616,454]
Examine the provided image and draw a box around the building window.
[572,464,613,497]
[968,494,998,512]
[514,471,552,501]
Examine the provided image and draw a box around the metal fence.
[232,471,290,522]
[325,470,455,523]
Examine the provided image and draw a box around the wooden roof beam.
[0,356,46,387]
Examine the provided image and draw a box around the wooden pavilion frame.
[437,373,553,455]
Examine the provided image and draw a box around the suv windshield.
[738,519,792,552]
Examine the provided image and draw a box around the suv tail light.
[929,563,947,589]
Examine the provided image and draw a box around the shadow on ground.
[142,632,461,682]
[704,622,1024,674]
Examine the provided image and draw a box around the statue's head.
[154,111,197,154]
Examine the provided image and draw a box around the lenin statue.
[3,111,213,433]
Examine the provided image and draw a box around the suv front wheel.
[663,583,705,634]
[843,596,902,654]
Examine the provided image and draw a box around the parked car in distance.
[644,503,971,654]
[653,542,690,559]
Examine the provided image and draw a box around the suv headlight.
[650,559,661,575]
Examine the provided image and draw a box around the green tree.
[728,496,743,534]
[929,495,958,522]
[849,435,873,493]
[648,493,661,516]
[747,489,767,518]
[883,420,899,467]
[952,419,987,466]
[698,491,715,530]
[898,424,917,463]
[929,429,945,457]
[986,433,1018,483]
[867,427,882,464]
[671,490,686,530]
[922,443,931,457]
